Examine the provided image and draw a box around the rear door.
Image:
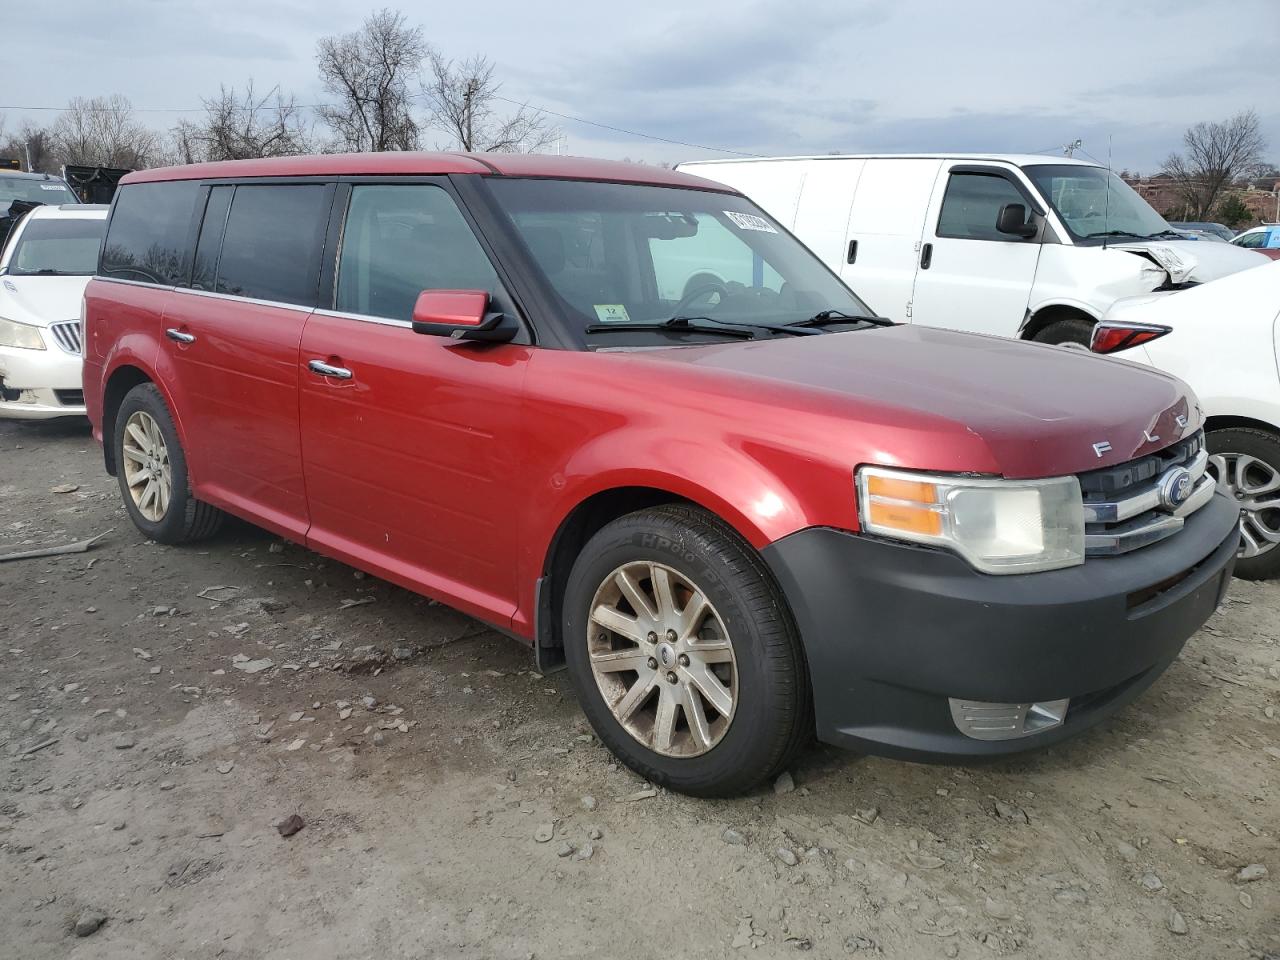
[298,180,532,627]
[160,181,333,539]
[907,163,1043,336]
[843,158,942,322]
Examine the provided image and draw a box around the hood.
[639,325,1199,479]
[1109,238,1268,284]
[0,274,91,327]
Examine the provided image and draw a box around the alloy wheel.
[121,410,173,522]
[1209,452,1280,558]
[587,561,738,758]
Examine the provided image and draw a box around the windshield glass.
[1022,164,1172,243]
[0,177,77,206]
[7,217,105,276]
[484,178,872,342]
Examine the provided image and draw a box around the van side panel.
[843,159,943,322]
[792,159,864,269]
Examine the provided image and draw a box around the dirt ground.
[0,416,1276,960]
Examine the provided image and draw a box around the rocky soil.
[1,417,1277,959]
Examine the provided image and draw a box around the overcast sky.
[5,0,1277,171]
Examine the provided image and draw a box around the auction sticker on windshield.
[724,211,777,233]
[593,304,632,323]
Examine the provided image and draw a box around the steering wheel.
[673,278,729,316]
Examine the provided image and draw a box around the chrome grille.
[1080,431,1215,556]
[49,320,82,355]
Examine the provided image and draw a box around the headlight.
[0,316,45,350]
[856,466,1085,574]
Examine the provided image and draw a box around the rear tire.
[562,504,810,797]
[1207,427,1280,580]
[115,383,223,545]
[1030,316,1094,346]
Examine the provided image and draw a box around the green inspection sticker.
[593,304,632,323]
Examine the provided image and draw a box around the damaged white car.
[0,203,107,419]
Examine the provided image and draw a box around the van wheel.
[115,383,223,544]
[562,504,810,797]
[1030,316,1095,346]
[1207,427,1280,580]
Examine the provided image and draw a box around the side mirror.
[411,289,515,343]
[995,203,1037,239]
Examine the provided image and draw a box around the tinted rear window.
[214,184,329,306]
[100,181,200,285]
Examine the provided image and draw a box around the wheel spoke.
[682,683,713,751]
[591,604,649,644]
[1243,512,1280,546]
[684,661,733,718]
[121,445,148,465]
[612,675,655,722]
[676,589,711,641]
[688,637,733,663]
[126,421,151,454]
[158,477,170,515]
[650,564,677,621]
[589,648,651,673]
[652,686,678,753]
[1239,518,1263,558]
[614,567,657,623]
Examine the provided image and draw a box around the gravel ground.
[1,417,1277,960]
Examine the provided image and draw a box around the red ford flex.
[83,153,1240,796]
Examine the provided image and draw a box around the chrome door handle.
[165,328,196,344]
[308,359,353,380]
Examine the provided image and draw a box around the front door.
[908,165,1043,337]
[298,181,531,627]
[160,182,333,539]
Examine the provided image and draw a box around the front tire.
[1207,427,1280,580]
[115,383,223,544]
[562,505,810,797]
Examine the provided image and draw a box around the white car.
[1091,261,1280,579]
[677,154,1269,344]
[0,203,108,419]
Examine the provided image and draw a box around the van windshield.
[483,178,871,341]
[1022,164,1173,244]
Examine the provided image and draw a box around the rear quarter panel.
[83,279,169,445]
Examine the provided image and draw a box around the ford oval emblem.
[1157,467,1195,510]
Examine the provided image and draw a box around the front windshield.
[0,177,77,206]
[1023,164,1172,243]
[484,178,872,342]
[7,217,105,276]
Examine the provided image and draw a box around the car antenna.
[1102,135,1113,250]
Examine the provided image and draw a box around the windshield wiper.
[789,309,896,328]
[1079,229,1150,240]
[585,317,760,339]
[24,269,76,276]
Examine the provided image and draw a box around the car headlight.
[856,466,1085,574]
[0,316,45,350]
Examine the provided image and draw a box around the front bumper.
[0,344,86,419]
[762,491,1240,761]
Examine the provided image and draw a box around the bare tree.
[316,9,425,151]
[423,53,558,153]
[179,83,312,162]
[1162,109,1267,220]
[1,122,59,173]
[51,95,158,169]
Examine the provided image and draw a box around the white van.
[677,154,1269,344]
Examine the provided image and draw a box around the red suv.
[84,154,1240,796]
